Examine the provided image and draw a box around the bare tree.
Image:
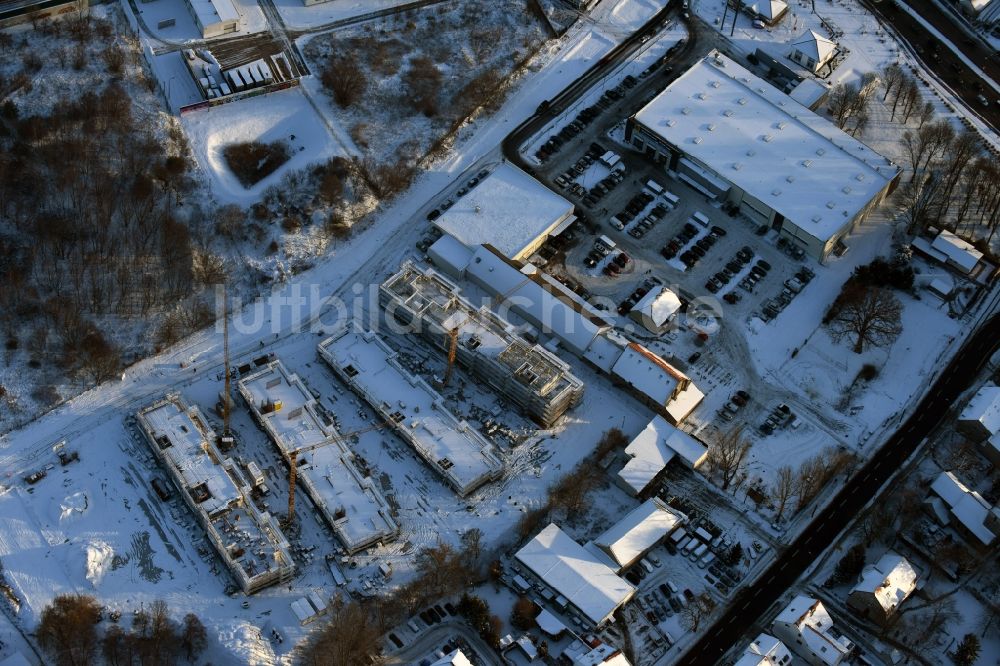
[899,78,922,123]
[402,55,442,117]
[881,62,905,101]
[36,594,102,666]
[828,83,862,129]
[180,613,207,663]
[460,527,484,573]
[917,101,935,128]
[302,596,382,666]
[896,171,943,235]
[828,286,903,354]
[902,120,954,182]
[772,465,796,522]
[679,591,716,632]
[933,130,981,220]
[320,58,367,108]
[707,426,751,491]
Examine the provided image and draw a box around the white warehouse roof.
[516,523,635,625]
[594,498,686,569]
[433,163,574,260]
[632,51,897,245]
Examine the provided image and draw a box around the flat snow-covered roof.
[594,498,686,568]
[932,230,983,273]
[188,0,239,27]
[238,361,397,552]
[466,246,610,355]
[516,523,635,625]
[319,327,503,496]
[433,164,574,259]
[633,51,897,244]
[619,416,708,493]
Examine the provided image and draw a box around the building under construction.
[136,394,294,594]
[379,262,584,428]
[319,325,504,498]
[237,360,399,554]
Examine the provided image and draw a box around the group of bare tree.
[300,535,486,665]
[36,595,207,666]
[827,71,880,136]
[0,34,207,388]
[880,63,1000,247]
[707,427,751,492]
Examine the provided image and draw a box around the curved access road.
[501,5,701,171]
[676,310,1000,665]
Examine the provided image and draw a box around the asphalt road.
[676,310,1000,664]
[502,4,700,169]
[860,0,1000,133]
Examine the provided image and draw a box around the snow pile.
[213,621,274,665]
[84,540,114,588]
[59,493,89,522]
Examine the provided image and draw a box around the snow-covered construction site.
[1,0,1000,656]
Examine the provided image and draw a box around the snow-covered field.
[181,87,346,204]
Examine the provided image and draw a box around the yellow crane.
[440,274,534,388]
[284,419,397,526]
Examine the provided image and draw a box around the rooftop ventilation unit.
[681,107,691,115]
[826,201,836,209]
[757,87,765,93]
[801,159,812,168]
[692,137,703,144]
[762,134,773,142]
[842,186,852,194]
[746,149,756,156]
[775,122,787,130]
[855,173,865,182]
[786,175,795,183]
[707,123,716,131]
[665,119,676,127]
[812,214,822,223]
[723,109,734,117]
[696,92,707,100]
[772,189,782,196]
[710,80,721,88]
[816,148,826,156]
[732,162,742,170]
[737,98,748,105]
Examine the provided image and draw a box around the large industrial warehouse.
[626,50,900,261]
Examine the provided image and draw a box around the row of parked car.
[535,105,605,162]
[608,191,655,230]
[759,402,797,436]
[583,235,618,269]
[425,168,491,221]
[759,266,815,321]
[776,236,807,260]
[717,389,750,422]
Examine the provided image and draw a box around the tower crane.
[440,274,534,388]
[218,282,236,451]
[284,418,399,526]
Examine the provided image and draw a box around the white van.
[691,211,710,227]
[609,216,625,230]
[663,191,680,208]
[645,179,666,195]
[597,235,617,251]
[640,559,654,573]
